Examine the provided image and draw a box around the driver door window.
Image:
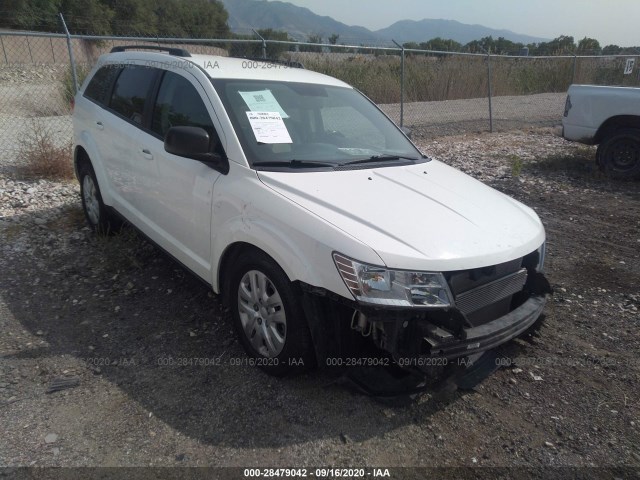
[151,71,223,154]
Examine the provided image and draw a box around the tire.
[78,161,121,235]
[229,250,315,376]
[596,128,640,179]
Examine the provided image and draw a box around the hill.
[375,19,547,45]
[221,0,379,43]
[221,0,548,45]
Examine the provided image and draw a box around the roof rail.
[110,45,191,57]
[238,57,305,69]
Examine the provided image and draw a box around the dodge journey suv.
[73,46,551,376]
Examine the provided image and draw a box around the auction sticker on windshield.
[246,111,293,144]
[240,89,289,118]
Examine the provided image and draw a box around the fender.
[211,215,321,294]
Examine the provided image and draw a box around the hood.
[257,160,545,272]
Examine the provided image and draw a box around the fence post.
[253,29,266,59]
[392,39,405,128]
[572,55,577,84]
[59,13,79,94]
[50,37,56,63]
[486,49,493,133]
[26,36,34,63]
[0,36,8,64]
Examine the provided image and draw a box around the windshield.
[211,79,424,170]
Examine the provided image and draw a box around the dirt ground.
[1,128,639,477]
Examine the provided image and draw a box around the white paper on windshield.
[246,111,293,144]
[239,90,289,118]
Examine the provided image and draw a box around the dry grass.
[18,118,74,180]
[60,63,92,106]
[287,52,638,104]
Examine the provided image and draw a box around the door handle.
[95,121,104,130]
[141,148,153,160]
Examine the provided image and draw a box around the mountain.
[375,19,547,45]
[221,0,380,43]
[220,0,548,46]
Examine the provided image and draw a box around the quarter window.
[109,65,157,124]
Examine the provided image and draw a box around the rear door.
[102,64,160,215]
[79,65,122,199]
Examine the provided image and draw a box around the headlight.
[333,253,452,308]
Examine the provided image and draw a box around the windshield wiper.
[342,154,419,166]
[253,159,337,169]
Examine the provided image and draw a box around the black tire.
[229,250,315,376]
[78,161,122,235]
[596,128,640,179]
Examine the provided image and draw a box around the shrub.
[60,63,91,108]
[18,118,74,180]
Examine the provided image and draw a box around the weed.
[60,63,91,107]
[0,221,26,243]
[509,154,523,177]
[17,118,74,180]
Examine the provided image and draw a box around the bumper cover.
[417,295,547,360]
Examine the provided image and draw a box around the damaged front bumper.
[300,271,551,367]
[414,295,547,360]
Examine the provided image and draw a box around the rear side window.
[84,66,121,105]
[109,66,157,125]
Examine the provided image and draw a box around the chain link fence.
[2,26,640,163]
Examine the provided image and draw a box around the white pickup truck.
[562,84,640,179]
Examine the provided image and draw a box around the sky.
[269,0,640,46]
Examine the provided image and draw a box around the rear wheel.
[78,161,121,234]
[229,250,315,376]
[596,128,640,179]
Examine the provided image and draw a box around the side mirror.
[401,126,412,140]
[164,126,229,173]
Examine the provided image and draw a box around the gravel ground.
[1,128,639,476]
[380,92,566,137]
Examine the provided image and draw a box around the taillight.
[563,95,571,117]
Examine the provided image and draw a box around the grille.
[455,268,528,316]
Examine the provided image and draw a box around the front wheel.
[596,128,640,179]
[229,250,315,376]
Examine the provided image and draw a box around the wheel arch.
[216,240,307,307]
[73,145,91,180]
[594,115,640,144]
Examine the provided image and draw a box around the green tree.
[300,34,323,53]
[59,0,114,34]
[420,37,462,52]
[402,42,420,50]
[230,29,291,58]
[602,44,622,55]
[0,0,230,37]
[0,0,59,30]
[174,0,229,38]
[577,37,601,55]
[536,35,575,55]
[104,0,156,35]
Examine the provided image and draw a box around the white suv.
[73,46,551,376]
